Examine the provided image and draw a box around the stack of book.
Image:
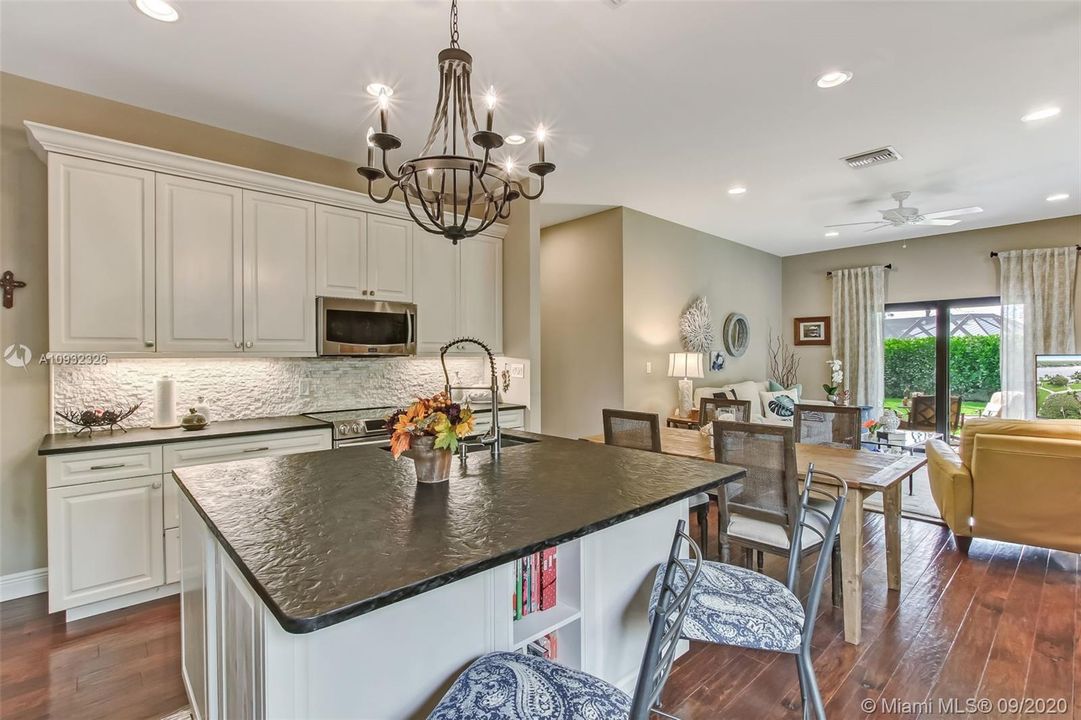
[513,547,557,619]
[525,632,559,661]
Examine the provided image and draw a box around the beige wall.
[781,215,1081,394]
[0,72,512,578]
[540,209,624,439]
[502,180,542,431]
[540,207,783,438]
[621,208,783,415]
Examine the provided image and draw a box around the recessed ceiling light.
[505,134,525,145]
[824,231,840,237]
[365,83,394,98]
[727,186,747,195]
[816,70,852,89]
[133,0,178,22]
[1046,193,1070,202]
[1021,106,1060,123]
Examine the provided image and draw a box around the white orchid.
[824,359,844,395]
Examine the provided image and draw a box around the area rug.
[863,465,945,525]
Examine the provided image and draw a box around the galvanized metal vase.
[406,435,452,483]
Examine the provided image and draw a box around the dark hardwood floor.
[1,513,1077,719]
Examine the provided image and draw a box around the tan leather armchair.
[926,418,1081,553]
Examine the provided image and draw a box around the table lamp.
[668,352,704,418]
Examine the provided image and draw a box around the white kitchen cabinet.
[163,429,331,472]
[180,497,213,720]
[48,155,156,352]
[242,191,316,355]
[165,528,181,585]
[365,214,413,301]
[413,231,460,354]
[218,552,265,720]
[315,204,367,299]
[460,235,503,353]
[157,175,244,353]
[47,474,165,613]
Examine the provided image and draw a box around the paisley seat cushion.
[427,651,631,720]
[649,560,804,653]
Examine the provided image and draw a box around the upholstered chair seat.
[650,560,804,653]
[427,651,631,720]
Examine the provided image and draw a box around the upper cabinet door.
[315,205,366,299]
[366,215,413,302]
[412,232,460,354]
[48,155,155,352]
[459,235,503,353]
[242,191,316,355]
[156,175,244,353]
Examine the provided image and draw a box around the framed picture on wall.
[794,316,831,346]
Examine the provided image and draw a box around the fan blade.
[922,206,983,219]
[824,221,890,227]
[865,224,894,232]
[915,219,961,226]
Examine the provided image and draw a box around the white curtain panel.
[999,247,1078,418]
[831,265,885,416]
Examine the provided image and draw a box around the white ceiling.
[3,1,1078,256]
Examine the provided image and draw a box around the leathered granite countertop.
[173,432,744,634]
[38,415,330,456]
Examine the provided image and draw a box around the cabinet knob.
[245,341,253,348]
[362,290,369,296]
[144,340,155,347]
[235,341,242,349]
[152,481,161,489]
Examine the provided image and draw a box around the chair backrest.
[602,409,662,452]
[712,421,800,533]
[627,520,702,720]
[700,396,751,424]
[909,395,963,431]
[909,395,936,430]
[784,465,847,651]
[793,404,862,449]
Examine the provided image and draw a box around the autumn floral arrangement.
[388,392,476,460]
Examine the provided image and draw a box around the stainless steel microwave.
[317,297,416,357]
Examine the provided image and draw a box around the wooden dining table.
[584,427,927,645]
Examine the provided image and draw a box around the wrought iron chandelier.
[356,0,555,244]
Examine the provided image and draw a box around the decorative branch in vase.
[767,331,801,389]
[823,359,847,405]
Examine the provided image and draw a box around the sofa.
[926,418,1081,553]
[692,380,833,426]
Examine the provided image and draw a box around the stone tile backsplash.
[50,356,492,431]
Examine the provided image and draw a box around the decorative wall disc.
[723,313,750,358]
[679,297,714,353]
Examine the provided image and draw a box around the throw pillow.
[759,389,799,422]
[767,380,803,398]
[728,380,765,417]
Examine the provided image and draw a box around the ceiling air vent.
[842,146,902,169]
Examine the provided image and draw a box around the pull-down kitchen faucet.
[439,337,500,460]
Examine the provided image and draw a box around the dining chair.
[711,421,842,606]
[905,395,964,434]
[428,521,702,720]
[602,409,711,551]
[793,404,862,450]
[650,467,847,720]
[700,396,751,424]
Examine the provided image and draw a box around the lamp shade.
[667,352,704,379]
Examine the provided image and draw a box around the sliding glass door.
[884,297,1001,438]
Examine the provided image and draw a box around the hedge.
[883,335,1000,401]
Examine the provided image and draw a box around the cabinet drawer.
[473,409,525,433]
[164,475,180,530]
[165,527,180,585]
[163,429,331,472]
[47,445,163,488]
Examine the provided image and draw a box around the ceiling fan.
[826,191,983,232]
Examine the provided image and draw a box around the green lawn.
[883,397,987,420]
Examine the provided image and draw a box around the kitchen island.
[174,432,743,720]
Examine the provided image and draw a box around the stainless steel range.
[305,407,397,449]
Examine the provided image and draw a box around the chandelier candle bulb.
[537,125,546,163]
[378,90,389,133]
[366,127,375,167]
[485,87,496,131]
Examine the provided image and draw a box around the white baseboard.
[64,582,179,622]
[0,567,48,601]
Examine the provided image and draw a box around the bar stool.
[650,466,847,720]
[427,521,702,720]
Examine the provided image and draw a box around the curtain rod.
[990,244,1081,258]
[825,263,892,278]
